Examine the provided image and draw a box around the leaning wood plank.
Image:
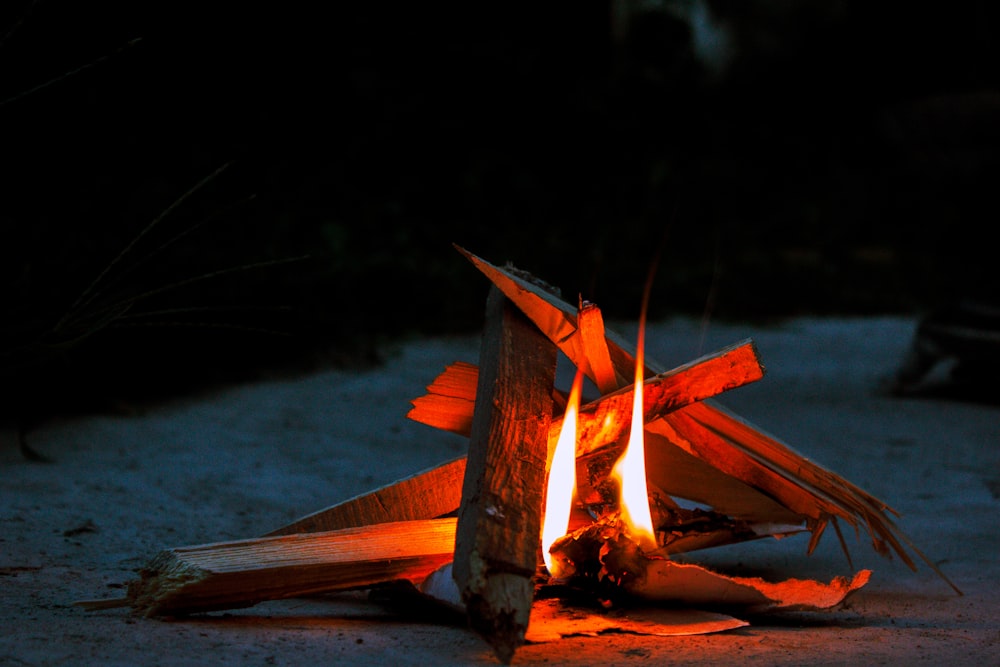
[408,339,765,450]
[453,285,557,664]
[76,518,457,617]
[266,456,466,536]
[455,245,958,591]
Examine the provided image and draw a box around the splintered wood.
[81,244,959,665]
[453,285,557,662]
[77,519,458,616]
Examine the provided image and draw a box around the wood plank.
[452,284,557,664]
[265,456,466,536]
[76,518,457,617]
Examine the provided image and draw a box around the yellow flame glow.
[541,368,584,573]
[610,329,657,550]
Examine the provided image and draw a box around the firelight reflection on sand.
[541,368,584,573]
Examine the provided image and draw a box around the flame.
[610,324,658,550]
[541,367,585,573]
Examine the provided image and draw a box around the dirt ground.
[2,316,998,666]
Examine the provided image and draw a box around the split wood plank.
[453,284,557,664]
[266,456,466,536]
[76,518,457,617]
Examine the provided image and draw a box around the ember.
[79,245,960,665]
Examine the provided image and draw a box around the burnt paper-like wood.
[453,284,557,664]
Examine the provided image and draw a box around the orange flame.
[610,322,658,550]
[541,367,585,573]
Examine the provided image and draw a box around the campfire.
[79,245,959,664]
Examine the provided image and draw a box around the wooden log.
[266,456,466,536]
[453,284,557,664]
[76,518,457,617]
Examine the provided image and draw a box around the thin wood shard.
[266,456,466,536]
[452,285,557,664]
[407,362,479,438]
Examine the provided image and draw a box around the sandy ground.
[2,316,998,666]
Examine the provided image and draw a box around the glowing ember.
[610,321,657,550]
[541,368,585,573]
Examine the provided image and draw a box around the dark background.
[2,1,999,417]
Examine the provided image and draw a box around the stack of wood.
[78,246,959,664]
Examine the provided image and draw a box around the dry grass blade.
[52,162,233,336]
[0,36,143,108]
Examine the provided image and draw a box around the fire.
[610,324,658,550]
[541,367,584,573]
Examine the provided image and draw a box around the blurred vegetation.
[2,1,999,418]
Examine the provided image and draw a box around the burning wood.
[80,245,959,666]
[455,245,958,591]
[544,511,868,611]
